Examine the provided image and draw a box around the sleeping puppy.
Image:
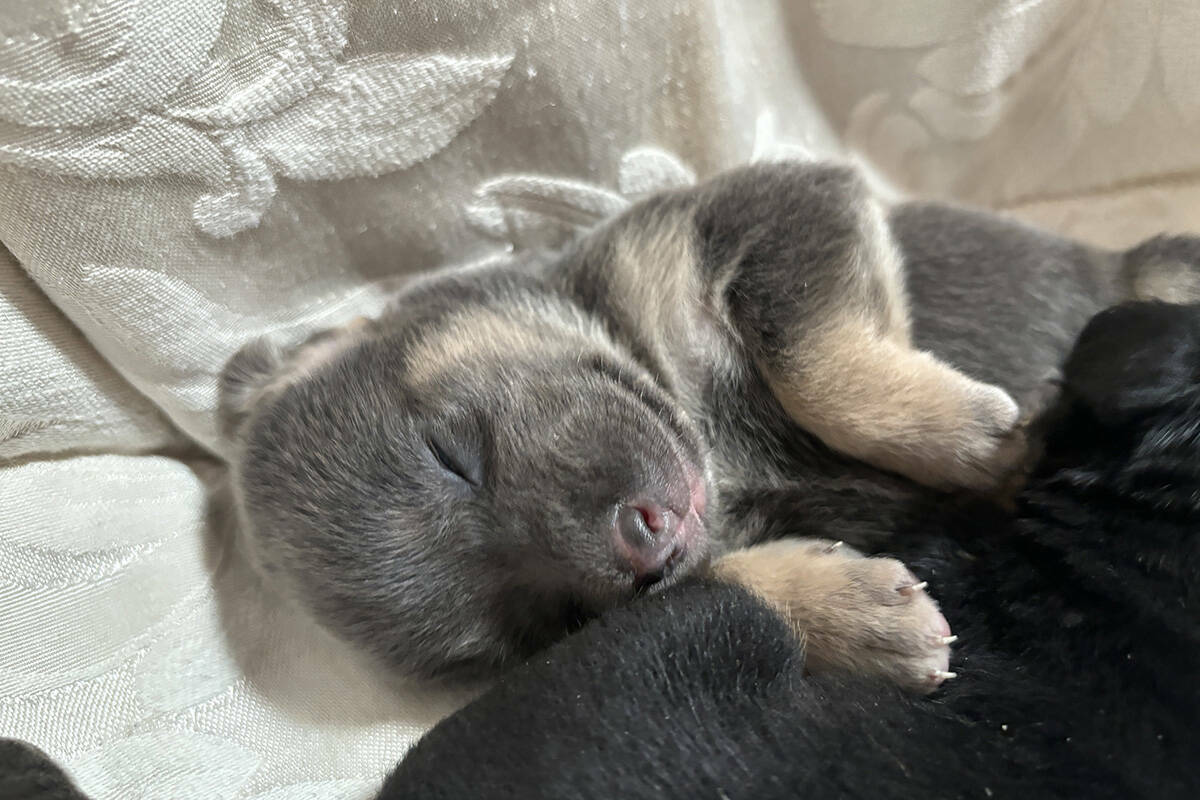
[220,161,1198,685]
[380,300,1200,800]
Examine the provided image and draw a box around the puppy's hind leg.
[768,315,1023,492]
[707,162,1023,490]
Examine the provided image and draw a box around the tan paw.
[711,538,956,693]
[879,368,1026,493]
[945,379,1025,491]
[770,328,1027,493]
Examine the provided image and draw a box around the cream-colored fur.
[768,314,1023,491]
[710,538,956,694]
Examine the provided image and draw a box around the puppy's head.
[1062,300,1200,426]
[220,267,710,679]
[1039,300,1200,510]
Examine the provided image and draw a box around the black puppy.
[381,301,1200,800]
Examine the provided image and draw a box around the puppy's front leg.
[700,163,1023,490]
[710,538,956,693]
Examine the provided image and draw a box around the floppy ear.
[218,316,376,441]
[218,336,285,439]
[1063,301,1200,425]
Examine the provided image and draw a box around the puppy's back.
[893,202,1120,409]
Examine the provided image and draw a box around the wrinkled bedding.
[2,2,1199,798]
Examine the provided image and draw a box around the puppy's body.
[552,169,1131,552]
[380,301,1200,800]
[222,162,1196,682]
[897,202,1122,405]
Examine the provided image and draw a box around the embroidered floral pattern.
[465,147,696,251]
[0,0,514,237]
[816,0,1200,204]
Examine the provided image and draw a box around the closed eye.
[426,434,481,487]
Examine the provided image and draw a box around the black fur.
[381,301,1200,800]
[0,739,89,800]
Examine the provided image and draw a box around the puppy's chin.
[638,538,713,596]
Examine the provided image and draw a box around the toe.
[971,383,1019,436]
[855,558,922,606]
[930,607,951,638]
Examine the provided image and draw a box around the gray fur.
[221,161,1200,680]
[894,202,1121,408]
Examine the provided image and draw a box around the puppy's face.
[221,270,710,678]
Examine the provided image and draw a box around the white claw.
[899,581,929,596]
[940,635,958,645]
[931,670,958,681]
[825,541,843,552]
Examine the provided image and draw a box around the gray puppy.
[220,162,1199,690]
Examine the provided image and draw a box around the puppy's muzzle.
[614,471,706,591]
[615,502,687,590]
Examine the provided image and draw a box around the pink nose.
[614,502,680,588]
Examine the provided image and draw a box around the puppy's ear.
[218,337,285,440]
[1063,301,1200,425]
[219,317,375,441]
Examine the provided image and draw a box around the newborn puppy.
[381,301,1200,800]
[221,161,1199,684]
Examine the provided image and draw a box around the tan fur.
[858,194,914,342]
[609,209,729,388]
[767,313,1023,491]
[406,309,549,384]
[611,210,701,327]
[710,538,954,693]
[405,301,629,386]
[752,194,1024,491]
